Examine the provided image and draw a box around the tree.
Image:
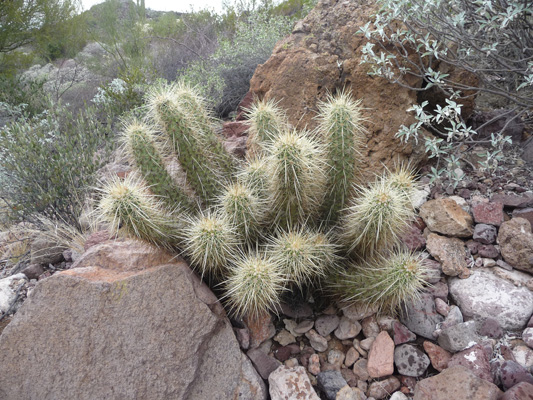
[0,0,80,55]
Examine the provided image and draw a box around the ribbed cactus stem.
[97,175,181,249]
[222,251,286,319]
[238,157,270,201]
[332,251,429,315]
[174,83,236,179]
[122,119,195,212]
[245,98,286,157]
[381,163,419,208]
[317,90,366,223]
[340,179,413,258]
[267,129,326,228]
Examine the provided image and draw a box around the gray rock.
[21,264,45,280]
[317,370,347,400]
[341,303,377,321]
[315,314,340,336]
[449,269,533,330]
[394,344,430,377]
[479,318,503,339]
[401,293,444,339]
[247,348,282,379]
[438,321,479,352]
[30,236,66,265]
[269,366,320,400]
[335,316,362,340]
[440,305,464,330]
[500,382,533,400]
[0,240,266,400]
[500,360,533,390]
[336,385,367,400]
[306,329,328,352]
[0,273,27,314]
[473,224,497,244]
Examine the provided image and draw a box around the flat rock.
[426,233,470,277]
[498,218,533,273]
[0,240,266,400]
[400,293,444,339]
[393,321,416,345]
[473,224,497,244]
[269,366,320,400]
[335,316,362,340]
[367,331,394,378]
[449,269,533,330]
[317,370,347,400]
[438,321,479,353]
[492,193,533,208]
[413,366,503,400]
[394,344,430,377]
[274,329,296,346]
[306,329,328,352]
[448,344,492,382]
[419,198,474,237]
[423,341,451,372]
[247,348,283,379]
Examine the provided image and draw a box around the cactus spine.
[245,98,286,157]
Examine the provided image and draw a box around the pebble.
[361,315,380,338]
[394,344,430,377]
[360,337,375,351]
[284,358,299,368]
[306,329,328,352]
[434,298,450,317]
[367,331,394,378]
[335,316,362,340]
[327,349,345,368]
[247,347,282,379]
[335,385,367,400]
[274,329,296,346]
[368,376,401,400]
[423,341,451,372]
[440,305,464,330]
[315,314,340,337]
[523,328,533,348]
[342,303,377,321]
[401,293,444,340]
[392,321,417,345]
[294,320,314,335]
[308,354,320,375]
[352,359,369,381]
[390,392,408,400]
[473,223,498,244]
[344,347,359,367]
[269,366,320,400]
[317,370,347,400]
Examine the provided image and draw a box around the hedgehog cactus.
[96,83,427,319]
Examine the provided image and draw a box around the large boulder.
[248,0,432,179]
[0,239,266,400]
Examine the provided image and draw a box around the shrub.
[97,83,426,318]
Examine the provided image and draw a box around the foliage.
[97,83,426,318]
[359,0,532,185]
[0,75,50,118]
[180,9,293,116]
[0,102,114,229]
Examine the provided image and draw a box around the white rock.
[390,392,408,400]
[411,187,431,209]
[269,366,320,400]
[0,274,27,314]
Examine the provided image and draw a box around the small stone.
[316,314,341,337]
[368,376,401,400]
[353,340,367,358]
[284,319,299,337]
[500,360,533,390]
[466,240,480,255]
[306,329,328,352]
[438,321,479,353]
[500,382,533,400]
[294,320,315,335]
[317,370,347,400]
[479,318,503,339]
[279,301,313,319]
[247,347,282,379]
[359,337,375,351]
[234,327,250,350]
[434,298,450,316]
[393,321,416,345]
[478,245,499,259]
[440,305,464,330]
[342,303,377,321]
[367,331,394,378]
[361,315,380,338]
[284,358,299,368]
[357,380,367,393]
[335,316,362,340]
[308,354,321,375]
[498,218,533,273]
[448,344,492,382]
[245,311,276,349]
[269,366,320,400]
[352,359,369,381]
[274,329,296,346]
[523,328,533,348]
[401,293,444,340]
[423,341,452,372]
[419,198,474,237]
[473,224,498,244]
[335,385,367,400]
[496,259,513,270]
[426,233,470,277]
[328,349,345,368]
[482,257,497,267]
[21,264,45,280]
[389,392,408,400]
[413,366,502,400]
[0,274,28,314]
[472,201,504,226]
[394,344,430,377]
[345,347,359,367]
[512,345,533,369]
[376,315,396,332]
[427,280,449,301]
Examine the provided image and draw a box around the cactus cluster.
[97,82,429,319]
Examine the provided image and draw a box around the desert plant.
[333,250,429,315]
[245,98,287,157]
[96,82,426,319]
[339,178,414,258]
[316,90,367,223]
[223,250,287,319]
